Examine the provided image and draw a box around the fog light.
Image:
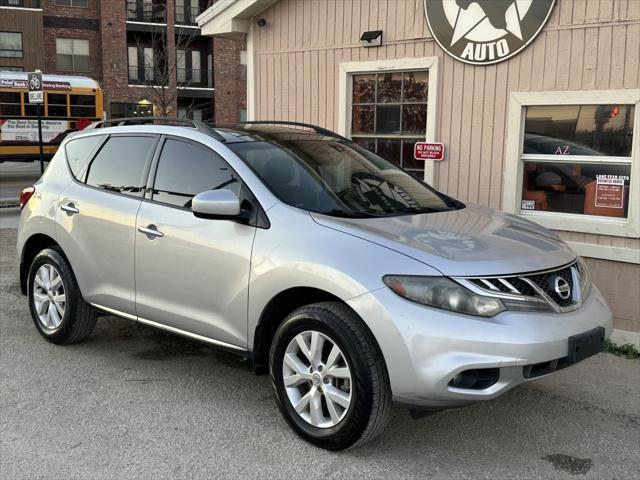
[449,368,500,390]
[450,370,479,388]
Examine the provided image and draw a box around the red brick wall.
[100,0,180,117]
[36,0,244,121]
[213,37,246,124]
[42,0,100,19]
[42,0,102,80]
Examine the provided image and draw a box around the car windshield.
[227,136,463,217]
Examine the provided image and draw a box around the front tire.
[269,301,391,450]
[28,248,97,344]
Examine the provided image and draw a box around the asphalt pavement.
[1,227,639,479]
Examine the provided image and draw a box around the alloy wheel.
[32,264,66,330]
[282,330,352,428]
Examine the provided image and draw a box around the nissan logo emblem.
[554,277,571,300]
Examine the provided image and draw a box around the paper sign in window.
[594,176,625,209]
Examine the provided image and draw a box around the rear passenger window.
[65,135,104,179]
[152,139,239,208]
[85,136,155,196]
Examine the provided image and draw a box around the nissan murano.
[17,119,611,450]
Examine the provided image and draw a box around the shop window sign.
[520,104,634,219]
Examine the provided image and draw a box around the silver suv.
[17,118,611,450]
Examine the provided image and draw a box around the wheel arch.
[19,233,62,294]
[252,287,346,374]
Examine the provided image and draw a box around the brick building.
[0,0,246,123]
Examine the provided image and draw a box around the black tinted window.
[152,139,239,208]
[85,136,154,196]
[65,135,104,178]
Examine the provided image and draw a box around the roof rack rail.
[86,116,226,142]
[240,121,349,141]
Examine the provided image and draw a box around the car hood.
[310,204,576,277]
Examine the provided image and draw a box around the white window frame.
[503,89,640,238]
[338,57,440,186]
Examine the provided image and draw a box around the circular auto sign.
[424,0,555,65]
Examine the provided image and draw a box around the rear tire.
[27,248,96,344]
[269,301,391,450]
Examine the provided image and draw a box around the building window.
[521,105,634,219]
[1,66,23,71]
[239,108,247,122]
[127,46,138,81]
[504,90,640,238]
[349,71,428,178]
[110,101,153,119]
[191,50,201,84]
[56,38,89,71]
[143,47,154,81]
[176,49,186,82]
[240,50,247,80]
[0,32,23,58]
[54,0,88,6]
[127,0,165,23]
[128,46,155,83]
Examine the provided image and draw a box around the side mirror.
[192,189,242,219]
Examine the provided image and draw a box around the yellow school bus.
[0,71,103,162]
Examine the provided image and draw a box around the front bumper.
[347,285,612,409]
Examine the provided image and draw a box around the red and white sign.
[414,142,445,161]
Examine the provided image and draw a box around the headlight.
[383,275,505,317]
[577,256,592,300]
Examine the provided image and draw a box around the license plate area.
[567,326,605,363]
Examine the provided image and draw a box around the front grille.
[465,261,582,312]
[528,265,574,307]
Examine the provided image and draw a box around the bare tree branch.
[133,23,198,116]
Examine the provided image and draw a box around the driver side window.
[152,138,240,209]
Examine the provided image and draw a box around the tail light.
[19,186,36,209]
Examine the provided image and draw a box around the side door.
[56,134,158,316]
[134,136,257,349]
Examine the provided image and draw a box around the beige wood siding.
[254,0,639,203]
[251,0,640,332]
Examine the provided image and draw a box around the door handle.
[60,203,79,215]
[138,224,164,238]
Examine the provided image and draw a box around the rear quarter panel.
[17,148,73,263]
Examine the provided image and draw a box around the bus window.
[22,92,38,116]
[0,92,21,116]
[70,94,96,117]
[47,93,68,117]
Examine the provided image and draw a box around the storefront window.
[351,71,428,178]
[521,104,634,219]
